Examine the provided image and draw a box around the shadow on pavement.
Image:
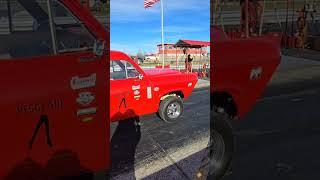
[110,116,141,179]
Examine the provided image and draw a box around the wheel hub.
[167,102,181,119]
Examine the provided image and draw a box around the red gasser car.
[0,0,109,179]
[210,26,281,179]
[110,51,198,123]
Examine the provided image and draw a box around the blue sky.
[110,0,210,55]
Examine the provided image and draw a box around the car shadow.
[110,110,141,179]
[5,150,95,180]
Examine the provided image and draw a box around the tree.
[137,50,145,63]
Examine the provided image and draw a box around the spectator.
[187,54,193,73]
[296,8,307,54]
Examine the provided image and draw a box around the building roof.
[175,40,210,48]
[157,43,175,46]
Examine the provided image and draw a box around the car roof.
[110,50,132,61]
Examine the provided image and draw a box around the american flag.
[144,0,160,8]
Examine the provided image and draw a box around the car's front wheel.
[158,96,183,123]
[207,110,233,180]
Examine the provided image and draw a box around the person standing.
[187,54,194,73]
[296,8,307,54]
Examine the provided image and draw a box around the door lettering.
[17,99,63,113]
[29,115,53,150]
[119,98,127,109]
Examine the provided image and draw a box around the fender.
[211,26,280,120]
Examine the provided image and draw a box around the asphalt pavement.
[110,55,320,180]
[110,85,210,179]
[224,55,320,180]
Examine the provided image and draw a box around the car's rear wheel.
[158,96,183,123]
[208,110,233,180]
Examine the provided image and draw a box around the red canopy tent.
[174,40,210,73]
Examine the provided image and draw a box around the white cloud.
[139,25,207,33]
[164,0,209,11]
[111,0,158,22]
[111,39,160,55]
[111,0,209,23]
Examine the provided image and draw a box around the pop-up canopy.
[174,39,210,73]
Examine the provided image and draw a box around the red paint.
[178,40,210,47]
[211,26,280,118]
[0,0,109,179]
[110,51,198,122]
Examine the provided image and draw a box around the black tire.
[158,96,184,123]
[207,110,233,180]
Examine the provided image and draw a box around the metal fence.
[216,10,320,26]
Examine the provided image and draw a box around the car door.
[110,58,152,121]
[0,0,108,178]
[124,59,153,116]
[110,60,136,121]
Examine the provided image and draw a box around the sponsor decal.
[188,83,193,87]
[134,95,141,100]
[250,67,263,80]
[147,87,152,99]
[134,90,140,96]
[71,73,96,90]
[76,92,95,106]
[77,107,97,116]
[154,87,160,92]
[81,117,94,123]
[132,85,141,91]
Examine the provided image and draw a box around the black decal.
[119,98,127,110]
[29,115,53,150]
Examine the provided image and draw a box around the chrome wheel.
[167,102,181,119]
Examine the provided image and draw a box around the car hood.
[144,69,181,76]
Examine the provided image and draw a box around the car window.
[110,60,126,80]
[110,60,140,80]
[51,0,95,53]
[125,61,139,78]
[0,0,53,60]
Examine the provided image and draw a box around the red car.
[110,51,198,123]
[0,0,109,179]
[210,26,281,179]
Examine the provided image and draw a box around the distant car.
[110,51,198,123]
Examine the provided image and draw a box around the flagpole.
[161,0,165,69]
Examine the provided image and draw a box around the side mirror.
[94,39,105,57]
[138,74,144,80]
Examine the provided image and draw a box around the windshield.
[0,0,96,59]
